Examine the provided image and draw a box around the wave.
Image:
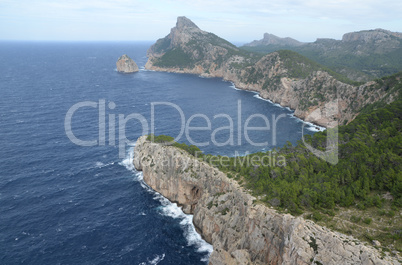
[286,113,326,132]
[95,161,115,168]
[253,94,292,111]
[139,253,165,265]
[228,82,242,91]
[121,148,213,261]
[119,145,136,171]
[251,94,326,132]
[302,121,326,132]
[153,190,213,256]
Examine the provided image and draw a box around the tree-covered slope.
[146,17,401,128]
[242,29,402,82]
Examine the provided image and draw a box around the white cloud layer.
[0,0,401,41]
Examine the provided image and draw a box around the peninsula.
[133,135,400,264]
[145,17,400,128]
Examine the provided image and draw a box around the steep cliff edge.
[145,17,400,128]
[133,136,399,265]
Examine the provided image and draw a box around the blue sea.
[0,42,319,264]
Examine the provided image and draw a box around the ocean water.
[0,42,318,264]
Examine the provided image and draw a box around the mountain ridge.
[242,28,402,81]
[145,17,401,128]
[246,33,304,47]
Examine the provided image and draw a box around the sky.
[0,0,401,43]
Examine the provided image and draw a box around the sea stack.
[116,54,139,73]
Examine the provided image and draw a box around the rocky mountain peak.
[176,16,199,30]
[342,28,402,43]
[245,33,303,47]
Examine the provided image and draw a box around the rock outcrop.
[145,17,400,128]
[246,33,304,47]
[244,28,402,81]
[342,29,402,44]
[116,54,139,73]
[133,136,399,265]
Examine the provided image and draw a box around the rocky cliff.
[133,136,399,265]
[145,17,400,128]
[116,54,139,73]
[243,28,402,81]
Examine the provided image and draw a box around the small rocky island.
[116,54,139,73]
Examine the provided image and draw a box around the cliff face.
[145,17,400,128]
[133,136,399,265]
[116,54,139,73]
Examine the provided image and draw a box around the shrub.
[363,218,372,225]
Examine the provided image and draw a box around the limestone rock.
[133,136,400,265]
[145,17,400,128]
[116,54,139,73]
[372,240,381,247]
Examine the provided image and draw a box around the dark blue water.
[0,42,318,264]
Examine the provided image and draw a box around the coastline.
[133,136,399,265]
[145,64,329,131]
[120,146,213,262]
[227,81,327,132]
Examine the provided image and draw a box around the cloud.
[0,0,401,41]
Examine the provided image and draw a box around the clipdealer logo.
[65,98,338,165]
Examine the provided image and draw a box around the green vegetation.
[153,47,195,68]
[354,72,402,118]
[151,30,260,71]
[147,98,401,218]
[210,101,402,215]
[241,39,402,81]
[152,37,172,54]
[277,50,363,85]
[146,134,202,157]
[204,100,401,250]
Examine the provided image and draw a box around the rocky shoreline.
[144,17,398,128]
[133,136,399,265]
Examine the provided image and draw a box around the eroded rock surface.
[116,54,139,73]
[134,136,399,265]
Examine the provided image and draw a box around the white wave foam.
[119,145,136,171]
[153,192,213,257]
[121,148,213,261]
[95,161,115,169]
[303,121,326,132]
[253,94,274,104]
[253,94,294,113]
[287,113,325,132]
[139,253,166,265]
[228,82,241,91]
[252,94,326,132]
